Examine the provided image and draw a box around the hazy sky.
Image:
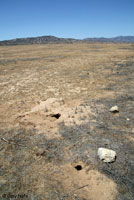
[0,0,134,40]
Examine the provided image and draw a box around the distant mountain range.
[0,35,134,45]
[0,36,78,46]
[83,36,134,43]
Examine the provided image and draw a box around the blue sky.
[0,0,134,40]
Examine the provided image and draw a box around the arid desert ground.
[0,43,134,200]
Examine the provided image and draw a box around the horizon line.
[0,35,134,42]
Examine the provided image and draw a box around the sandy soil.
[0,43,134,200]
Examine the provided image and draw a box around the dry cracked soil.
[0,43,134,200]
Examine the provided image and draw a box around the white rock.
[109,106,119,113]
[98,148,116,163]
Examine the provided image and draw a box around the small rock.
[109,106,119,113]
[132,128,134,133]
[36,149,46,156]
[98,148,116,163]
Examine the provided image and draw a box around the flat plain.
[0,43,134,200]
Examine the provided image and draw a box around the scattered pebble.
[109,106,119,113]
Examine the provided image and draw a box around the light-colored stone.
[109,106,119,113]
[98,148,116,163]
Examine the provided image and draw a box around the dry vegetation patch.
[0,43,134,199]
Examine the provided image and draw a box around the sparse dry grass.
[0,43,134,200]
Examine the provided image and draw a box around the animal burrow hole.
[50,113,61,119]
[74,165,83,171]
